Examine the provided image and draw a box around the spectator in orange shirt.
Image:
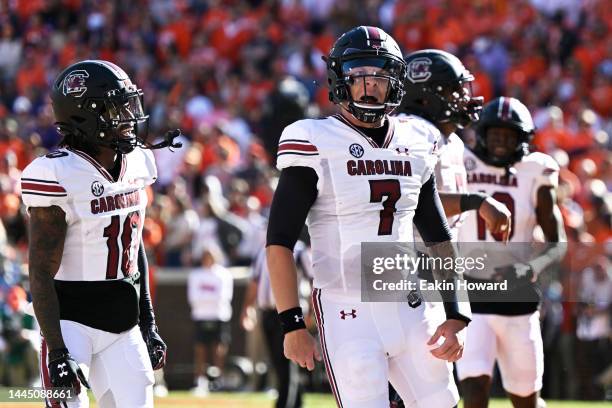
[15,50,46,96]
[557,109,596,155]
[463,53,493,103]
[589,70,611,117]
[532,106,571,154]
[0,120,29,170]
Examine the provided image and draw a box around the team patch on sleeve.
[21,178,67,197]
[277,139,319,157]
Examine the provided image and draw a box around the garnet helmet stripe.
[500,96,511,120]
[366,26,381,41]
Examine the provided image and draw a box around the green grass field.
[169,392,610,407]
[175,392,610,408]
[0,390,608,407]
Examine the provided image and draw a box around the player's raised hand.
[427,319,467,362]
[478,197,512,242]
[284,329,322,371]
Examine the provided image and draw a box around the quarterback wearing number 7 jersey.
[22,60,181,408]
[267,26,471,408]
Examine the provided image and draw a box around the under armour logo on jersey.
[395,147,410,155]
[340,309,357,319]
[349,143,364,158]
[91,181,104,197]
[57,363,68,377]
[294,314,304,323]
[406,57,432,83]
[63,70,90,97]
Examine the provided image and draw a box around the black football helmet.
[51,60,148,154]
[324,26,407,123]
[401,49,483,128]
[473,96,535,167]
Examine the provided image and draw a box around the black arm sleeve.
[266,167,318,250]
[413,174,453,245]
[138,239,155,327]
[414,176,471,323]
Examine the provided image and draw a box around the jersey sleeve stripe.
[278,143,318,152]
[277,151,319,157]
[22,191,68,197]
[279,139,314,144]
[21,178,61,184]
[21,182,66,193]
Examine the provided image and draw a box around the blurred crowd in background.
[0,0,610,401]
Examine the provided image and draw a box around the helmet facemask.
[328,55,406,124]
[426,80,483,128]
[97,85,149,154]
[479,125,532,167]
[473,96,535,167]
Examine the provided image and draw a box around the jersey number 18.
[103,211,142,279]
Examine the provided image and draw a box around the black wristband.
[278,307,306,334]
[460,193,488,212]
[48,347,70,362]
[440,287,472,325]
[444,306,472,325]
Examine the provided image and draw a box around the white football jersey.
[434,132,469,238]
[21,147,157,281]
[396,114,467,240]
[457,149,559,275]
[277,114,439,293]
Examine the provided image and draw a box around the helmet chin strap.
[95,127,137,154]
[347,102,385,124]
[112,139,136,154]
[97,128,184,154]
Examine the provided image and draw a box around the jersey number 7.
[369,179,401,236]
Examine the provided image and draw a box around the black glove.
[48,348,90,394]
[141,325,167,370]
[493,262,534,290]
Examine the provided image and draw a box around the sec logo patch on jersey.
[349,143,364,158]
[464,157,477,171]
[91,181,105,197]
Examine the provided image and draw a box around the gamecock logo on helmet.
[406,58,432,83]
[63,70,90,98]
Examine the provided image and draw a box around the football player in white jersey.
[266,26,471,408]
[389,49,512,408]
[400,49,511,242]
[455,97,566,408]
[22,60,181,408]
